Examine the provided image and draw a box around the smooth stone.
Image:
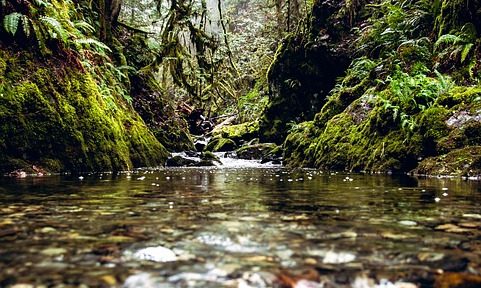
[399,220,417,226]
[40,247,67,256]
[133,246,177,262]
[323,250,356,264]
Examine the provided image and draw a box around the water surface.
[1,165,480,287]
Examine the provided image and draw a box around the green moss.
[276,0,481,174]
[417,106,450,155]
[415,146,481,176]
[154,124,194,152]
[0,49,167,173]
[284,92,424,172]
[437,86,481,108]
[204,136,237,152]
[214,121,259,143]
[235,143,277,160]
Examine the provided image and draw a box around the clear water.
[0,165,480,287]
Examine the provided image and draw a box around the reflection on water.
[0,167,480,287]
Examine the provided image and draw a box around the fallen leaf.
[101,275,117,285]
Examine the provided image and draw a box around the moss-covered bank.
[274,0,481,175]
[0,48,168,173]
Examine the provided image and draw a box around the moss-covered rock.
[259,0,370,144]
[0,49,168,173]
[153,123,195,152]
[204,137,237,152]
[165,156,199,167]
[267,0,481,175]
[212,121,259,144]
[414,146,481,176]
[235,143,277,160]
[283,80,481,174]
[201,151,222,164]
[205,121,260,152]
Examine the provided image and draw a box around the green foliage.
[40,16,68,42]
[1,0,113,60]
[354,0,433,59]
[74,38,112,54]
[331,57,377,95]
[32,0,50,7]
[377,67,453,131]
[435,24,476,69]
[72,20,95,34]
[3,12,23,35]
[237,82,269,122]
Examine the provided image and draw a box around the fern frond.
[21,15,31,37]
[40,16,68,42]
[3,12,22,36]
[73,21,95,34]
[461,43,474,63]
[434,34,461,50]
[75,38,112,53]
[31,19,49,55]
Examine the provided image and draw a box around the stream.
[0,156,481,287]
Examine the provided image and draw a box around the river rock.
[166,156,199,167]
[236,143,277,160]
[194,137,209,152]
[201,151,222,164]
[132,246,177,262]
[205,137,237,152]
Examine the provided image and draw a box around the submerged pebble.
[130,246,177,262]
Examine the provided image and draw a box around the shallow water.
[0,164,481,287]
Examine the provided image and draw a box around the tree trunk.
[97,0,122,43]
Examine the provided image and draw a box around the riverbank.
[260,0,481,176]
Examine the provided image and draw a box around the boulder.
[236,143,278,160]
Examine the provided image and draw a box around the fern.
[3,12,23,36]
[434,34,461,50]
[21,15,31,37]
[40,16,68,42]
[73,21,95,34]
[460,43,474,63]
[31,19,49,55]
[75,38,112,53]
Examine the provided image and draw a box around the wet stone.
[40,248,67,256]
[435,224,473,233]
[166,156,200,167]
[129,246,177,262]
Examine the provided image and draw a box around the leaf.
[21,15,31,37]
[40,16,67,42]
[3,12,23,36]
[434,34,461,50]
[73,21,95,34]
[75,38,112,53]
[461,43,473,63]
